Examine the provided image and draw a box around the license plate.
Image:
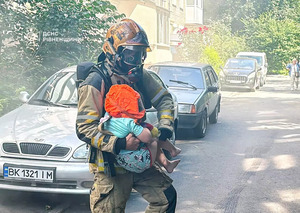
[229,80,243,84]
[4,164,55,183]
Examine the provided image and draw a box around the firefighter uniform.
[76,63,177,212]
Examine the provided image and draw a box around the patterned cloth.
[102,116,152,173]
[116,144,152,173]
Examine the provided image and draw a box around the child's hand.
[126,134,140,150]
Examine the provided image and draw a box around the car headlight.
[178,104,196,113]
[73,144,89,159]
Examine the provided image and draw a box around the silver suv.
[236,52,268,87]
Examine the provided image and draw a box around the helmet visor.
[120,46,147,66]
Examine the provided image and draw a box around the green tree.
[205,0,272,32]
[204,0,300,73]
[176,22,248,74]
[0,0,124,116]
[205,0,299,32]
[242,1,300,71]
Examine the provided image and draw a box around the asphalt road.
[127,75,300,213]
[0,75,299,213]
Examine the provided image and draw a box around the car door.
[209,68,220,110]
[203,68,214,115]
[204,67,219,116]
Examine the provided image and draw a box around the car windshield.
[153,66,204,89]
[29,71,78,107]
[238,55,262,66]
[224,59,255,70]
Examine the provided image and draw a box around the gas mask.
[116,46,147,83]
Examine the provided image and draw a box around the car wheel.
[194,110,207,138]
[209,103,219,124]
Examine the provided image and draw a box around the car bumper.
[0,157,93,194]
[177,111,203,129]
[220,79,255,89]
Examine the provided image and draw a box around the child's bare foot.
[165,159,181,173]
[170,147,181,157]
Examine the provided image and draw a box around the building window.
[157,11,169,45]
[187,0,203,8]
[159,0,167,8]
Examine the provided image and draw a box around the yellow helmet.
[102,18,151,56]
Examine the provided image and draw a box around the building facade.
[109,0,203,65]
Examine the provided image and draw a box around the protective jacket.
[76,62,174,175]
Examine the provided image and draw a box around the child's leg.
[146,141,180,173]
[159,139,181,157]
[146,140,158,165]
[156,148,180,173]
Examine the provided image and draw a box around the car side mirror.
[19,91,30,103]
[207,86,218,93]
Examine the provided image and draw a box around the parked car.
[0,65,178,194]
[146,70,179,159]
[220,57,262,92]
[236,52,268,86]
[148,62,221,138]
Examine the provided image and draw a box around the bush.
[175,22,249,73]
[0,0,124,116]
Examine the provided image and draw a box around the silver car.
[0,66,178,194]
[220,57,262,91]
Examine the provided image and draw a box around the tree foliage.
[176,22,248,73]
[0,0,124,116]
[187,0,299,73]
[242,0,300,71]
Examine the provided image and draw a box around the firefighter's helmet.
[102,19,151,81]
[103,18,151,55]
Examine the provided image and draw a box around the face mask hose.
[127,65,143,83]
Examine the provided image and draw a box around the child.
[98,84,181,173]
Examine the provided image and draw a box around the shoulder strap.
[135,70,152,109]
[91,63,112,95]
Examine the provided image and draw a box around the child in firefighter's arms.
[98,84,181,173]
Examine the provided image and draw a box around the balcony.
[185,5,203,25]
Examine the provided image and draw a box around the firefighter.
[76,18,177,212]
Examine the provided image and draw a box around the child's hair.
[105,84,145,119]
